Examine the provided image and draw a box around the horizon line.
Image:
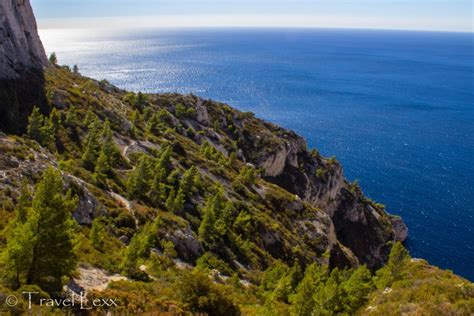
[36,15,473,33]
[38,25,474,35]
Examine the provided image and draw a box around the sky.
[31,0,473,32]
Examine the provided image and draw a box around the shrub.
[178,269,240,316]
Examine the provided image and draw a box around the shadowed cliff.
[0,0,48,133]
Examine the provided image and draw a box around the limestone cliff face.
[234,119,408,269]
[0,0,47,79]
[0,0,48,134]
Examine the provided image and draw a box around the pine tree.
[193,170,202,192]
[83,110,96,126]
[175,103,186,118]
[27,168,77,293]
[173,188,185,213]
[165,188,176,212]
[49,52,58,65]
[27,107,44,142]
[1,183,32,289]
[312,268,342,315]
[40,115,56,149]
[214,201,235,237]
[271,261,303,303]
[82,118,101,170]
[198,189,224,245]
[65,109,78,127]
[143,107,153,122]
[239,165,256,185]
[90,218,106,251]
[180,166,197,197]
[127,156,150,200]
[2,168,77,293]
[1,218,34,289]
[289,264,328,316]
[167,169,181,189]
[147,113,161,135]
[121,222,157,279]
[94,149,110,184]
[157,109,172,124]
[340,265,373,313]
[228,152,237,167]
[73,65,79,74]
[101,120,120,166]
[158,146,172,171]
[150,181,167,206]
[375,242,409,289]
[199,204,215,246]
[49,108,61,131]
[130,110,141,136]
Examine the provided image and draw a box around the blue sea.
[40,28,474,280]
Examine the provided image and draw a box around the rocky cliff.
[191,100,408,270]
[0,0,47,79]
[250,132,407,269]
[0,0,48,134]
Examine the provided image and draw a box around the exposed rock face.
[236,120,407,269]
[67,266,127,294]
[155,94,408,270]
[391,216,409,242]
[0,0,47,79]
[165,226,204,262]
[66,175,106,226]
[0,0,48,134]
[260,138,304,177]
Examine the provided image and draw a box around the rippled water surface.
[40,28,474,280]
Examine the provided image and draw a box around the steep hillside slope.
[0,66,471,315]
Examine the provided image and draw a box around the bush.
[197,252,234,276]
[178,269,241,316]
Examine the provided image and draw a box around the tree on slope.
[2,167,77,294]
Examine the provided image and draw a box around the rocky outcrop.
[0,0,48,134]
[0,0,47,79]
[66,175,106,226]
[391,216,408,242]
[147,94,408,270]
[67,266,127,294]
[260,138,304,177]
[165,226,203,262]
[234,117,407,269]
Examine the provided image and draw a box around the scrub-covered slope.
[0,66,471,315]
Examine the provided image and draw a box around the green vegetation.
[1,167,77,294]
[48,52,57,65]
[27,106,56,149]
[0,66,471,315]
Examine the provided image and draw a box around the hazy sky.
[31,0,473,32]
